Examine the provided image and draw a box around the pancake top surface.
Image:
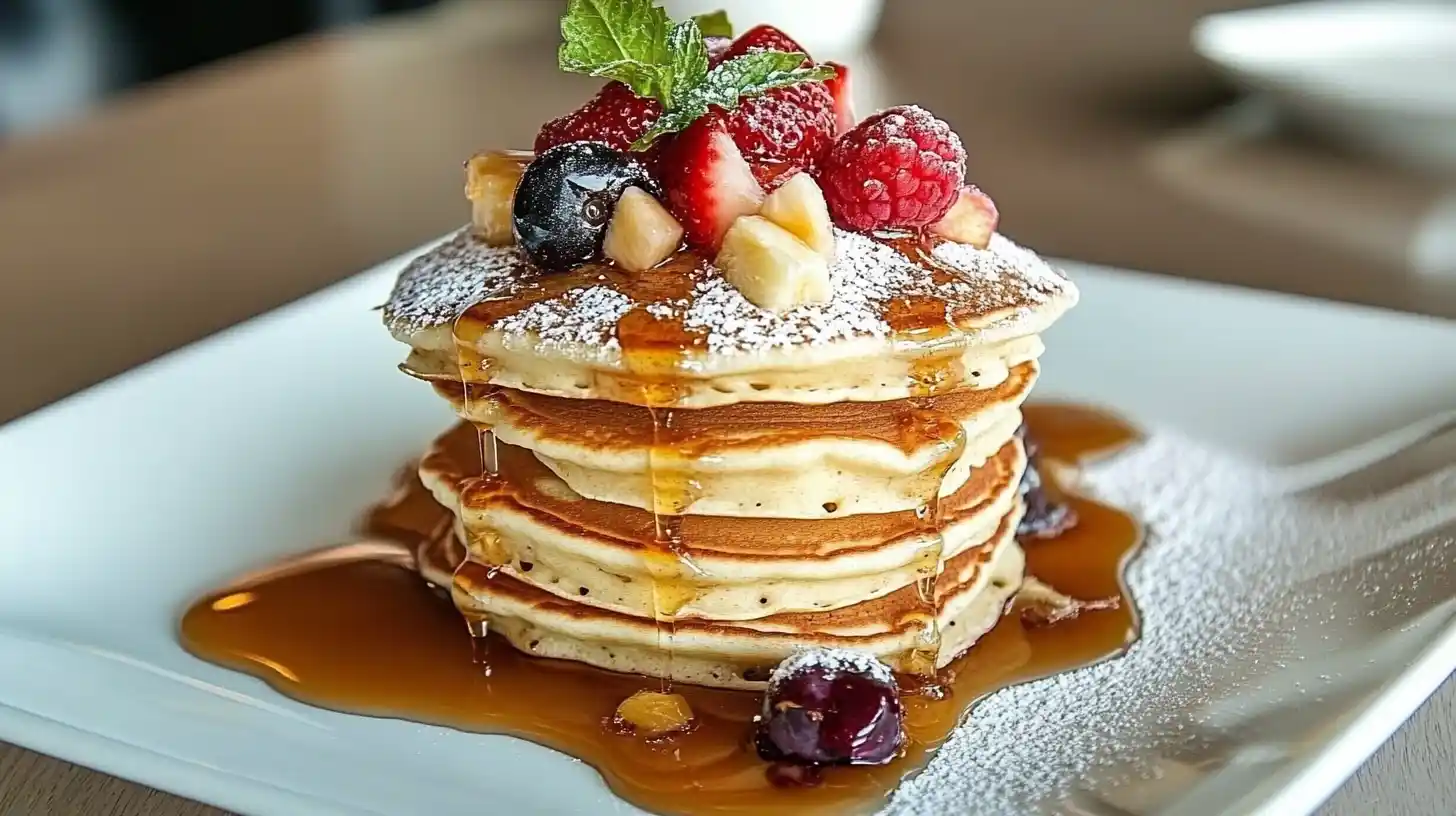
[384,227,1076,357]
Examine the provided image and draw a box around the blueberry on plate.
[512,142,661,271]
[756,648,904,766]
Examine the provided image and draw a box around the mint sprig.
[558,0,836,150]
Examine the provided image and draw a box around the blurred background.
[0,0,1452,423]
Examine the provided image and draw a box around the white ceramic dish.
[1,243,1454,815]
[1193,0,1456,175]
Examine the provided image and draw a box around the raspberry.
[816,105,966,232]
[535,82,663,156]
[727,82,837,190]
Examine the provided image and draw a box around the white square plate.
[2,244,1454,815]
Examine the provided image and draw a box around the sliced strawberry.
[824,61,855,135]
[657,116,766,251]
[535,82,663,156]
[721,24,811,63]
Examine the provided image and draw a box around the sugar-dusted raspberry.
[816,105,966,232]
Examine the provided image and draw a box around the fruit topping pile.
[466,0,1004,312]
[755,648,904,768]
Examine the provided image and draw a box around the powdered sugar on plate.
[381,227,1075,357]
[886,428,1456,814]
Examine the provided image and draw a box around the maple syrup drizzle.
[180,404,1139,816]
[615,303,712,682]
[876,232,969,682]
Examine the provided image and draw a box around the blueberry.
[512,142,660,271]
[755,649,904,766]
[1016,426,1078,539]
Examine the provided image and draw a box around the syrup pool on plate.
[181,404,1141,816]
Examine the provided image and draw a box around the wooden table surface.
[1,1,1452,813]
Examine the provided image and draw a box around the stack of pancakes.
[385,227,1077,689]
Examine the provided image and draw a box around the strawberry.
[535,82,663,156]
[715,26,834,190]
[824,61,855,135]
[657,116,766,251]
[721,25,811,63]
[725,82,837,191]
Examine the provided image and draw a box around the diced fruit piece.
[726,82,837,191]
[1014,425,1078,539]
[760,173,835,260]
[612,690,694,738]
[817,105,967,232]
[603,187,684,272]
[1015,577,1120,628]
[716,216,831,312]
[721,24,811,63]
[931,185,999,248]
[824,61,855,135]
[513,142,659,271]
[756,649,904,766]
[658,117,765,251]
[465,150,531,246]
[534,82,664,157]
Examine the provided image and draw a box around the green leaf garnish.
[559,0,673,99]
[692,10,734,38]
[632,53,835,149]
[558,0,835,151]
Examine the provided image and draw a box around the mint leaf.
[663,20,709,109]
[692,10,733,38]
[631,54,837,149]
[559,0,672,99]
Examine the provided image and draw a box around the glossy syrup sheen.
[180,405,1141,816]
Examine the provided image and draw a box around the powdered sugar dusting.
[494,286,634,351]
[770,648,896,690]
[885,430,1456,814]
[383,230,520,337]
[382,226,1075,357]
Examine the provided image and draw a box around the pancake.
[384,227,1074,408]
[431,363,1034,517]
[419,423,1026,620]
[448,508,1026,689]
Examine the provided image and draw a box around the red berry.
[721,24,810,63]
[756,649,904,766]
[823,61,855,135]
[535,82,663,156]
[656,116,765,251]
[726,82,837,191]
[817,106,966,232]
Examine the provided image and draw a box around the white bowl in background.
[1193,0,1456,175]
[660,0,883,57]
